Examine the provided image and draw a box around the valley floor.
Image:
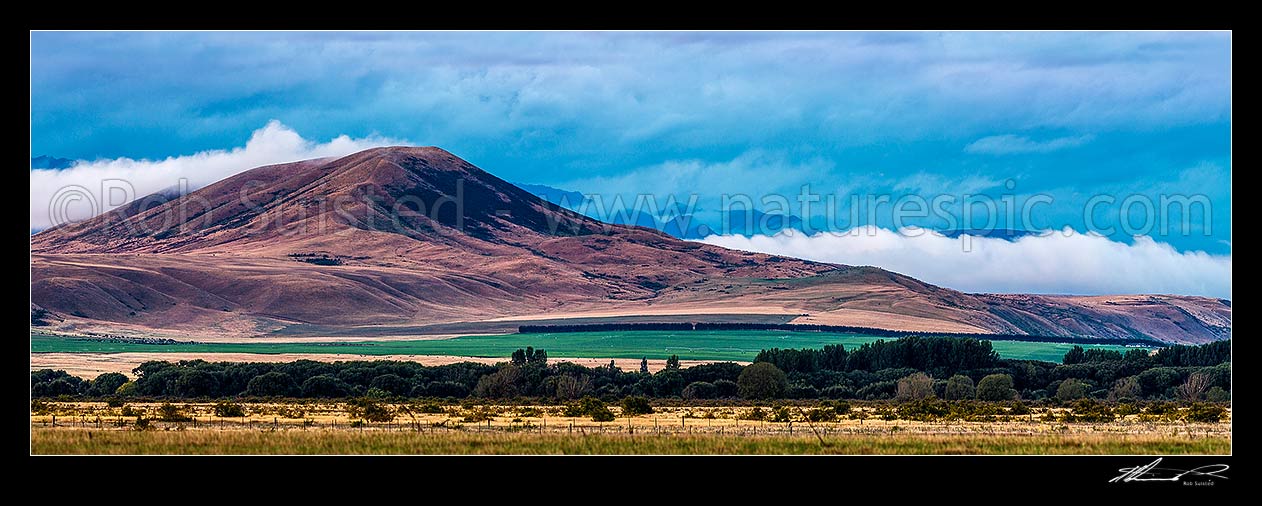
[31,331,1148,378]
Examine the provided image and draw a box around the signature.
[1110,458,1229,483]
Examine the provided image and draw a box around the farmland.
[31,331,1147,363]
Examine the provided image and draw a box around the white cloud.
[29,121,402,231]
[965,134,1095,155]
[699,227,1231,298]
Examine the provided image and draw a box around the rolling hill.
[30,147,1231,344]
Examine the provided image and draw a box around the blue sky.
[29,32,1232,296]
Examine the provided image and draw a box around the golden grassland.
[30,401,1230,455]
[32,428,1229,455]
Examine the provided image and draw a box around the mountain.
[940,228,1034,240]
[516,183,587,210]
[31,156,75,169]
[30,147,1230,344]
[517,182,712,238]
[720,209,804,235]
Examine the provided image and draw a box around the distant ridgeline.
[517,322,1162,347]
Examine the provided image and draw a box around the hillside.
[31,147,1231,344]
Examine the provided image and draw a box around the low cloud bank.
[699,227,1231,298]
[30,121,401,230]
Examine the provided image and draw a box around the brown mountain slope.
[30,147,1230,344]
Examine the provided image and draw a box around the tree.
[713,379,739,398]
[651,369,685,397]
[1109,376,1142,401]
[682,381,717,400]
[473,366,522,398]
[115,381,138,397]
[89,373,129,397]
[665,355,681,371]
[640,357,649,374]
[553,375,591,400]
[369,374,410,396]
[976,374,1016,401]
[173,370,220,397]
[1062,346,1085,365]
[896,372,935,400]
[737,363,787,399]
[620,396,654,416]
[1056,379,1090,401]
[511,348,527,366]
[244,372,298,397]
[302,375,350,398]
[1205,386,1230,402]
[529,349,547,365]
[608,360,617,370]
[944,375,975,400]
[1176,371,1212,401]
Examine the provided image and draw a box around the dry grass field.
[30,401,1230,455]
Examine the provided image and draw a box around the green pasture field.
[30,331,1147,363]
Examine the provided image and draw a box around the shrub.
[462,406,497,423]
[590,406,616,422]
[158,402,191,422]
[347,397,394,423]
[619,396,654,416]
[805,406,838,423]
[564,396,615,422]
[741,407,768,421]
[897,398,950,421]
[1064,399,1113,423]
[213,401,246,417]
[1115,403,1141,417]
[1183,403,1226,423]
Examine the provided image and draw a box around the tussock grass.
[31,428,1229,455]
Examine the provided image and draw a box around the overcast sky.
[30,31,1231,296]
